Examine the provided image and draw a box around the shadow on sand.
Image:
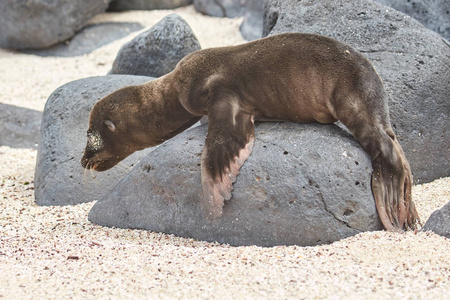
[0,103,42,149]
[22,22,144,57]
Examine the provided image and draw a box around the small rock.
[111,14,201,77]
[89,122,382,247]
[422,202,450,238]
[34,75,155,206]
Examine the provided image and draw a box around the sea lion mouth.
[81,150,123,172]
[82,158,115,172]
[89,162,101,171]
[81,158,97,170]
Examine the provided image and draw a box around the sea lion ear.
[200,99,255,219]
[104,119,116,132]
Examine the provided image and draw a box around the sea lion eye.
[104,119,116,132]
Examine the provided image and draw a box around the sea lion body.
[177,34,379,125]
[81,33,419,232]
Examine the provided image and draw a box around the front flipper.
[200,100,255,219]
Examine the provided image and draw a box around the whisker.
[90,167,103,187]
[117,162,132,173]
[83,162,89,185]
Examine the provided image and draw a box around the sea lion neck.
[136,74,201,145]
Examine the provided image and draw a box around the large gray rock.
[422,202,450,238]
[35,75,155,206]
[109,0,193,11]
[194,0,246,18]
[89,122,383,247]
[263,0,450,184]
[240,0,264,40]
[0,104,42,149]
[111,14,201,77]
[375,0,450,41]
[0,0,111,50]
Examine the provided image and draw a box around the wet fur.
[81,33,419,231]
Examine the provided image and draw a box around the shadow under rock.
[22,22,144,57]
[0,103,42,149]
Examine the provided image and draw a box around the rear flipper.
[368,132,420,231]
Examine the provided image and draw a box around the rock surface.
[35,75,155,206]
[0,0,110,50]
[240,0,264,40]
[263,0,450,184]
[194,0,246,18]
[422,202,450,238]
[0,104,42,149]
[375,0,450,41]
[109,0,193,11]
[89,122,383,247]
[111,14,201,77]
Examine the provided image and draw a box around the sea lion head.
[81,86,162,172]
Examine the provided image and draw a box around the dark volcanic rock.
[35,75,155,206]
[0,104,42,149]
[263,0,450,183]
[240,0,264,40]
[109,0,193,11]
[89,122,383,247]
[422,202,450,238]
[111,14,201,77]
[375,0,450,41]
[0,0,110,50]
[194,0,246,18]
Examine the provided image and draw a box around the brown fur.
[81,33,419,231]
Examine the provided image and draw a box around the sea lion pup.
[81,33,419,232]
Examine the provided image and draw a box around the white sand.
[0,5,449,299]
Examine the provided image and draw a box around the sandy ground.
[0,5,449,299]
